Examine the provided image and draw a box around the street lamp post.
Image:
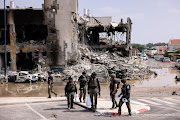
[4,0,7,77]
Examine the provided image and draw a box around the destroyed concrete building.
[0,0,132,73]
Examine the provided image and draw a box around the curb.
[100,105,151,116]
[135,105,151,114]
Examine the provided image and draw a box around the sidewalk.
[0,97,66,105]
[75,98,151,115]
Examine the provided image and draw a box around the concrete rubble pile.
[63,44,153,82]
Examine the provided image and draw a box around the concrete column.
[7,10,17,71]
[55,0,78,66]
[44,0,79,67]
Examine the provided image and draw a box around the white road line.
[152,104,180,112]
[164,98,180,103]
[137,99,162,106]
[151,98,174,105]
[173,97,180,101]
[131,100,147,105]
[25,103,48,120]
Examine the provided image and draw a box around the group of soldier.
[47,71,131,116]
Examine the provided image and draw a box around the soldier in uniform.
[109,74,118,109]
[48,71,57,98]
[65,77,77,110]
[118,79,131,116]
[78,71,88,103]
[88,72,100,109]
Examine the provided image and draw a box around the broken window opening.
[16,52,37,71]
[0,25,10,45]
[115,31,126,45]
[0,52,10,70]
[42,52,47,56]
[15,25,48,43]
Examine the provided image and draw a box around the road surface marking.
[26,103,48,120]
[164,98,180,104]
[151,98,174,105]
[131,100,147,105]
[152,104,180,112]
[137,99,162,106]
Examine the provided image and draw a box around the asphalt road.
[0,97,180,120]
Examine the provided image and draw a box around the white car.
[141,55,148,60]
[175,59,180,69]
[162,57,170,62]
[17,71,38,82]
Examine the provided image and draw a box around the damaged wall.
[0,8,47,71]
[0,0,132,72]
[44,0,79,67]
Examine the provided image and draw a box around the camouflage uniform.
[65,81,77,108]
[88,74,100,109]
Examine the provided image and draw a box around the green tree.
[146,43,153,48]
[131,44,146,52]
[146,42,168,48]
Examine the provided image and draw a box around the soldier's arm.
[113,84,117,93]
[78,76,81,83]
[88,79,90,90]
[65,83,68,95]
[75,85,77,94]
[49,80,52,85]
[87,79,90,94]
[97,79,101,93]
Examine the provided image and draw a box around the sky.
[0,0,180,44]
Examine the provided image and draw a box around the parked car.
[141,55,148,60]
[38,73,48,81]
[16,71,38,83]
[154,56,162,61]
[175,59,180,69]
[160,57,164,61]
[162,57,170,62]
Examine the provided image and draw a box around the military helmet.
[69,76,73,80]
[110,74,116,78]
[92,72,97,75]
[121,79,126,84]
[82,71,86,74]
[48,71,52,74]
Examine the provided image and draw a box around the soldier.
[48,71,57,98]
[118,79,131,116]
[88,72,100,109]
[65,77,77,110]
[109,74,118,109]
[78,71,88,103]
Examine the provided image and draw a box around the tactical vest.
[48,76,54,84]
[67,82,76,91]
[89,77,98,89]
[79,75,87,86]
[121,84,130,97]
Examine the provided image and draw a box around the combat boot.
[118,110,121,116]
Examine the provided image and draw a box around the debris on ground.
[63,44,153,82]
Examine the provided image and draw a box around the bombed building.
[0,0,132,72]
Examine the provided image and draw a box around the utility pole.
[4,0,7,78]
